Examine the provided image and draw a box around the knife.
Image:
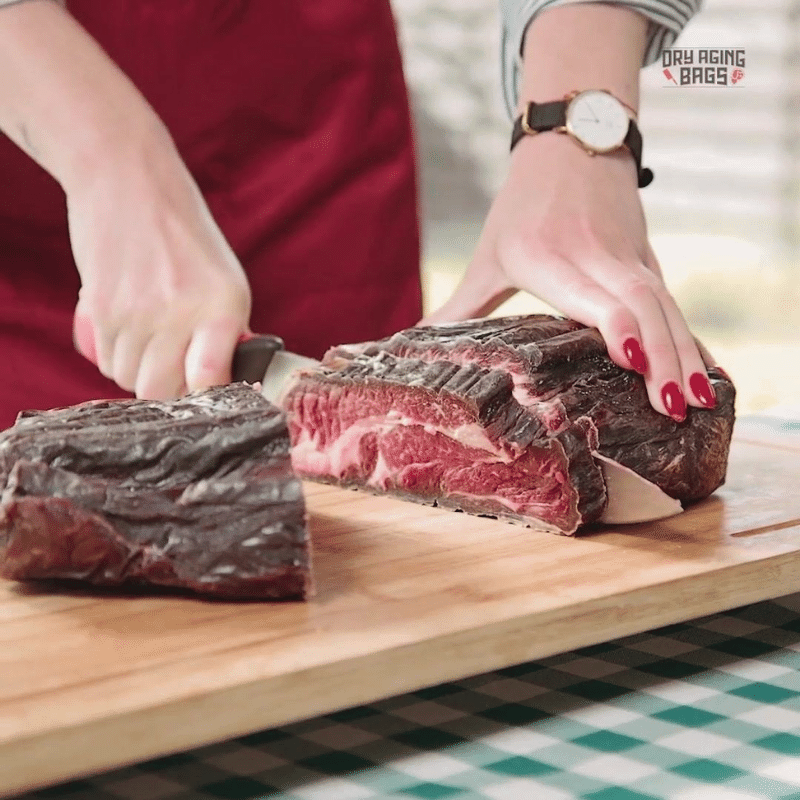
[74,313,316,406]
[232,335,319,405]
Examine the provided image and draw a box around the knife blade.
[232,335,319,405]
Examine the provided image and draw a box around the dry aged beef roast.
[283,314,736,535]
[0,384,311,599]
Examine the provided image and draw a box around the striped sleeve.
[0,0,63,8]
[500,0,703,117]
[0,0,35,7]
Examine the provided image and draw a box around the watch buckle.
[520,103,537,136]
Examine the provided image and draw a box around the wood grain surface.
[1,424,799,796]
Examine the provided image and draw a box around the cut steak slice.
[285,314,736,534]
[285,350,607,534]
[0,384,311,599]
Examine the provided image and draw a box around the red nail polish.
[715,366,732,382]
[689,372,717,408]
[623,337,648,374]
[662,381,687,421]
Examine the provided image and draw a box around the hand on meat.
[421,4,722,423]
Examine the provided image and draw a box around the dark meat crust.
[0,384,311,600]
[327,316,736,503]
[287,315,735,533]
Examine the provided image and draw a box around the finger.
[587,287,649,377]
[184,316,243,393]
[419,250,515,326]
[110,327,149,393]
[76,296,118,381]
[656,290,718,410]
[509,255,649,377]
[93,329,118,383]
[605,272,686,421]
[72,309,98,365]
[643,249,717,410]
[531,259,684,420]
[135,331,190,401]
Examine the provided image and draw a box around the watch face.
[566,90,630,153]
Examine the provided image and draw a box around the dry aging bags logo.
[662,48,746,87]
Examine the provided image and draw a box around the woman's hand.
[422,132,717,421]
[424,2,718,421]
[0,1,250,400]
[68,127,251,399]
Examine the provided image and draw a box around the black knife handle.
[232,335,285,384]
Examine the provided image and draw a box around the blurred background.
[393,0,800,417]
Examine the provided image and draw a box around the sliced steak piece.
[285,351,607,534]
[285,315,736,534]
[0,384,311,600]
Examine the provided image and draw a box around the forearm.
[0,0,169,191]
[500,0,703,117]
[517,4,647,115]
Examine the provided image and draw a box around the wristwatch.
[510,89,654,189]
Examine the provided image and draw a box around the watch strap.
[510,101,566,150]
[622,118,654,188]
[510,99,654,189]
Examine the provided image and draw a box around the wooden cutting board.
[1,423,799,797]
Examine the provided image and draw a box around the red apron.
[0,0,422,430]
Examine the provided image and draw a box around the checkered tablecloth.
[17,594,800,800]
[16,415,800,800]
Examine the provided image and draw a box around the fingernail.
[715,366,732,382]
[689,372,717,408]
[623,337,648,374]
[661,381,687,421]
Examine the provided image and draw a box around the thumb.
[184,316,243,393]
[419,252,515,327]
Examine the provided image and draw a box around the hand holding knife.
[74,313,318,405]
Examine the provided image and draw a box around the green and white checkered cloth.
[16,416,800,800]
[17,594,800,800]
